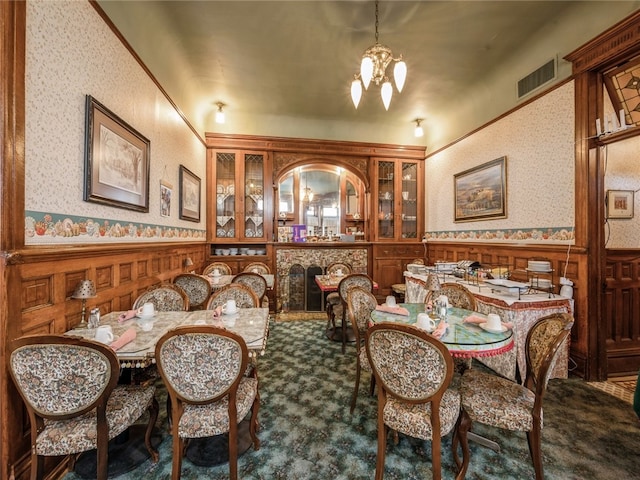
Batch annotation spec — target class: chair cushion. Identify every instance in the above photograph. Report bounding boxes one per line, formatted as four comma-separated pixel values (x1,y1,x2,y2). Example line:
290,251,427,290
178,376,258,438
36,384,155,456
460,368,537,431
383,389,460,440
391,284,406,294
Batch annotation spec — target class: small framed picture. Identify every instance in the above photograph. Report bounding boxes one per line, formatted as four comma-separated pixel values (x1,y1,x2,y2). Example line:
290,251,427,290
606,190,634,219
160,181,172,217
179,165,201,222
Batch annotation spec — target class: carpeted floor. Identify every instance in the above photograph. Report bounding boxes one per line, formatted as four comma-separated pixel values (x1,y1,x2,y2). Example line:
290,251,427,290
63,317,640,480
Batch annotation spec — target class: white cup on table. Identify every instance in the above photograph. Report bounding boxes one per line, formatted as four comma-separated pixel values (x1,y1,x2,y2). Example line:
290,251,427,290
137,302,155,317
223,299,238,315
486,313,502,331
385,295,397,307
416,313,436,332
95,325,114,344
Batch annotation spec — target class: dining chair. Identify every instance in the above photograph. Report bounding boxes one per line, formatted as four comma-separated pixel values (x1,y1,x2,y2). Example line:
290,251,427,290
346,286,377,414
206,282,260,309
332,273,374,353
9,334,159,480
325,262,353,326
429,282,477,311
233,272,269,309
155,325,260,480
173,273,212,310
452,312,574,480
243,262,271,274
365,323,460,480
203,262,233,276
133,283,190,311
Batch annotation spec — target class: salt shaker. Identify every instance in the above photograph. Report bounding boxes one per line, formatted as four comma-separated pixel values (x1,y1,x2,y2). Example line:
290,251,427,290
88,307,101,329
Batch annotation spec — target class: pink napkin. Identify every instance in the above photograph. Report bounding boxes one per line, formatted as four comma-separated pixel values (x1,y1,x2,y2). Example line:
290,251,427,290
110,327,136,351
431,321,449,339
118,310,137,323
464,314,513,330
425,301,433,312
212,306,223,319
375,305,410,316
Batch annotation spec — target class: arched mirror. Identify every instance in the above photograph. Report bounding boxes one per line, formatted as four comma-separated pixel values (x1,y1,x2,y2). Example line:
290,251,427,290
277,165,366,240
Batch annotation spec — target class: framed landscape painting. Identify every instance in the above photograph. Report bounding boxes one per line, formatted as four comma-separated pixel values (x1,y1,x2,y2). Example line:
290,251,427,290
84,96,150,212
454,156,507,222
179,165,201,222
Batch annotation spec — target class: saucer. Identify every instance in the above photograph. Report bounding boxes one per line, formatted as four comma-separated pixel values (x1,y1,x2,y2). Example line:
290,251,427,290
95,335,118,345
479,322,509,333
136,312,155,320
222,310,238,317
211,273,221,278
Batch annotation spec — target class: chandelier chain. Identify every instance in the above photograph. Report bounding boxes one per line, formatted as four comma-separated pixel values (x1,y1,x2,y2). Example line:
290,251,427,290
375,0,379,43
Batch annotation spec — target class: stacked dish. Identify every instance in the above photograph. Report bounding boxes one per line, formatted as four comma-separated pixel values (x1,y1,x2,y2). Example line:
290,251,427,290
527,260,551,272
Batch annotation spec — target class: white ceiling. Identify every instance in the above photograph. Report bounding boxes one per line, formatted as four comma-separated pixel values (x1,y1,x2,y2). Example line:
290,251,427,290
96,1,640,152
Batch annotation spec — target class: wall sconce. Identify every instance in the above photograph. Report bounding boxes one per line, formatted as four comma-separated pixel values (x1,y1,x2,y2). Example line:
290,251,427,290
71,279,96,328
414,118,424,138
215,102,226,124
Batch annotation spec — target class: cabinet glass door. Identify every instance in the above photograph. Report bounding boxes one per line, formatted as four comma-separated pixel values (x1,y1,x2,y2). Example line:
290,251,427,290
401,162,418,239
244,153,265,240
378,161,395,239
215,152,236,239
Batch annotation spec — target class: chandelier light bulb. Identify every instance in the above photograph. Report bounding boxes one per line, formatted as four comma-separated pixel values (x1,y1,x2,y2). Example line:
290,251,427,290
215,102,225,124
381,81,393,110
394,60,407,92
414,119,424,137
360,57,373,90
351,77,363,108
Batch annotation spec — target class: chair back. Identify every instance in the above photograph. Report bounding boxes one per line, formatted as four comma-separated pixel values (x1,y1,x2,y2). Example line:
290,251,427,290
525,313,574,396
206,283,259,309
203,262,232,276
156,326,248,404
133,284,190,311
437,282,476,311
232,272,267,299
173,273,212,310
346,286,377,349
244,262,271,274
366,323,454,404
9,335,118,420
326,262,352,276
338,273,373,303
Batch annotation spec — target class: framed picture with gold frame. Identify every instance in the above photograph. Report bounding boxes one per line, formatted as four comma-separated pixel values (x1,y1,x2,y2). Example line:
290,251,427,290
454,156,507,222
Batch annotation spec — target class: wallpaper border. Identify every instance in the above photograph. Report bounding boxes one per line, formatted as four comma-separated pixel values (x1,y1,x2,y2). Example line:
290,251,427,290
425,226,574,244
25,210,206,245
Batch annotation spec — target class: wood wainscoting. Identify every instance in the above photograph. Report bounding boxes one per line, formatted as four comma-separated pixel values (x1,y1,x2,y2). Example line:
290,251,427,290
604,249,640,376
2,243,207,480
425,241,589,378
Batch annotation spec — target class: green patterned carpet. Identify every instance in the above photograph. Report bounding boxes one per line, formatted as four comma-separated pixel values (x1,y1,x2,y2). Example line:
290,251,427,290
64,319,640,479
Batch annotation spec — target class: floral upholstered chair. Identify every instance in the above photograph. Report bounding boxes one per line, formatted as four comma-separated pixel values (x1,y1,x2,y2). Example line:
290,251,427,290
9,335,159,480
452,313,574,480
433,282,477,311
155,326,260,480
365,323,460,480
173,273,212,310
346,286,378,414
331,273,374,353
206,282,259,310
133,283,190,311
203,262,233,276
243,262,271,274
233,272,269,309
325,262,353,325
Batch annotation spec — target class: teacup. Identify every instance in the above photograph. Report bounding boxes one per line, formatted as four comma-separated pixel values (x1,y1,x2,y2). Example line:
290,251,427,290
138,302,155,317
385,295,397,307
95,325,114,344
223,299,238,315
335,269,343,276
486,313,502,331
212,268,221,277
416,313,436,332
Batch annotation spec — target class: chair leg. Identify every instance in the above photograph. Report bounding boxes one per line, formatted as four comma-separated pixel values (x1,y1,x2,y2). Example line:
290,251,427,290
454,409,472,480
172,435,183,480
31,453,43,480
229,420,239,480
350,361,361,414
432,434,442,480
145,396,160,462
527,423,544,480
369,375,376,396
341,310,347,354
375,423,388,480
249,396,261,450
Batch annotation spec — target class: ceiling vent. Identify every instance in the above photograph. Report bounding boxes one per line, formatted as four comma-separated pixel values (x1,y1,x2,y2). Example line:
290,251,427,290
517,58,556,99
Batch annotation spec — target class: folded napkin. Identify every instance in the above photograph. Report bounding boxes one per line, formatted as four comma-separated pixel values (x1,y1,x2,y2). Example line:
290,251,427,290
211,306,223,319
375,304,410,316
464,314,513,330
110,327,136,351
118,310,137,323
431,321,448,339
425,301,433,312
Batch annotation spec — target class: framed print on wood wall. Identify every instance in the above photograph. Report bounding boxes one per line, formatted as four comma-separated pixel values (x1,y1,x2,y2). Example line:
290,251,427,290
454,156,507,222
179,165,201,222
606,189,634,219
84,95,150,212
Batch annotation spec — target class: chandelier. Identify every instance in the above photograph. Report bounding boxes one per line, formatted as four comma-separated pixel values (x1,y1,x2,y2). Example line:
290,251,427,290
350,0,406,110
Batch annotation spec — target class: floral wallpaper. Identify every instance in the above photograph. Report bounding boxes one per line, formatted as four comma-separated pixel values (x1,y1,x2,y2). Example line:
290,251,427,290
425,82,575,243
24,1,206,245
